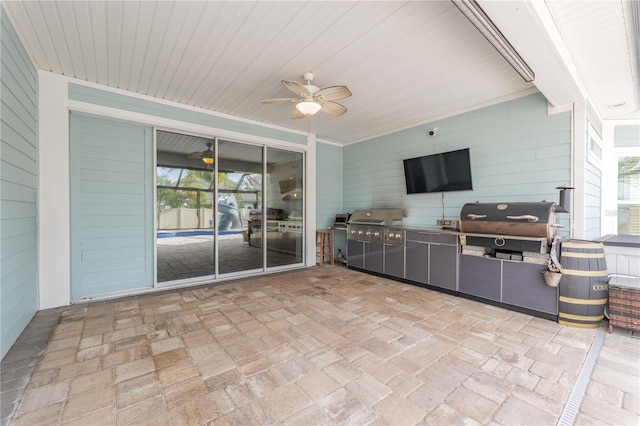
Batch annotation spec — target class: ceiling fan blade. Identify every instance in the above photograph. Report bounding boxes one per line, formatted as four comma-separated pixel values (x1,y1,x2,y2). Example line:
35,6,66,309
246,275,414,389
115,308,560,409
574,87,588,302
292,108,306,119
320,101,347,116
261,98,298,104
314,86,352,102
282,80,309,96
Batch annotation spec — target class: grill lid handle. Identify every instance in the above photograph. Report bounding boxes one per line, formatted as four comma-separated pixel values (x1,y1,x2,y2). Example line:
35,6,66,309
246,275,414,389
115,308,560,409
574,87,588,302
506,214,539,222
466,213,487,220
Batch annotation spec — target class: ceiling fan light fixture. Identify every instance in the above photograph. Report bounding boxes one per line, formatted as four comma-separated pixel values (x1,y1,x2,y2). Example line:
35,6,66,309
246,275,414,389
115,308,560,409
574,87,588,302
296,100,321,115
201,155,214,165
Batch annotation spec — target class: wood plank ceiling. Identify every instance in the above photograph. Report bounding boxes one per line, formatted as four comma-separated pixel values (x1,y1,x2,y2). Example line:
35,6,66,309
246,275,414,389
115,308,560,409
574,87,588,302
3,1,637,144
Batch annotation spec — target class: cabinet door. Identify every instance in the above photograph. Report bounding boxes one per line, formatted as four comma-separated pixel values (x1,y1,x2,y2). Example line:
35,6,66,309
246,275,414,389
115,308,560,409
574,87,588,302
365,242,384,274
384,244,404,279
406,241,429,284
502,261,558,314
347,240,364,269
459,255,501,301
430,244,457,291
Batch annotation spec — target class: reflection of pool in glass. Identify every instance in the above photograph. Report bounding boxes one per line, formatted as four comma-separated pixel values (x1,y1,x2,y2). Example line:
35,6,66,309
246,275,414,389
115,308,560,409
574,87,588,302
157,229,243,238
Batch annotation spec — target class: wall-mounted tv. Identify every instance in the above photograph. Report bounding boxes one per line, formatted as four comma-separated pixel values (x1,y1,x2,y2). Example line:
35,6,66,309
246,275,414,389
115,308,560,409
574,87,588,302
403,148,473,194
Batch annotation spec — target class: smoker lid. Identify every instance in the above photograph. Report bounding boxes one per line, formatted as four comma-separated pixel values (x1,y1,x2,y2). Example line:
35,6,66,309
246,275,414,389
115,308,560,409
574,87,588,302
348,209,404,226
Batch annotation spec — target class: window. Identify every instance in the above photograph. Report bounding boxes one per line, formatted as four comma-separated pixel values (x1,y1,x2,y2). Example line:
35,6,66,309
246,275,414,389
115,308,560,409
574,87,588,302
617,156,640,235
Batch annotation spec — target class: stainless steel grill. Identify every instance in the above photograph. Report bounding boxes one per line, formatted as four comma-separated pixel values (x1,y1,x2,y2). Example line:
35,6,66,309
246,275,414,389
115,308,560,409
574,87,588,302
348,209,403,227
459,202,559,243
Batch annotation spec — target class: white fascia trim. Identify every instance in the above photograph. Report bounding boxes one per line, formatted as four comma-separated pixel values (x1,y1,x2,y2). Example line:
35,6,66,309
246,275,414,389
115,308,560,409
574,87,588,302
342,87,539,146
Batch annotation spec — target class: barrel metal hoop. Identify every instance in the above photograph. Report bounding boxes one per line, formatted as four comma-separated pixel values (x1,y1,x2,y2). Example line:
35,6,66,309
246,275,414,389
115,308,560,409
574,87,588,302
561,241,605,249
561,269,609,277
557,320,601,329
558,312,605,321
560,252,606,259
559,296,608,305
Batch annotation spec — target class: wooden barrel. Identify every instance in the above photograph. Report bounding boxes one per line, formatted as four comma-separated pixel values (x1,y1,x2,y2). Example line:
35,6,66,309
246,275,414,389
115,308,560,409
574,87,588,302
558,240,609,328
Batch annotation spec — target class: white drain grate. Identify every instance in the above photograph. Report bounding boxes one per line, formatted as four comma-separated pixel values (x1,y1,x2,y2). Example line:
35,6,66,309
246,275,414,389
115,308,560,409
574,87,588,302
557,324,607,426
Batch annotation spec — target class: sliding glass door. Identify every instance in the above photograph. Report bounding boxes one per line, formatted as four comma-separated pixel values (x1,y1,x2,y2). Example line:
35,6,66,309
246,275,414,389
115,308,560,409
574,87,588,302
156,131,215,282
217,140,264,274
266,147,304,268
156,130,304,284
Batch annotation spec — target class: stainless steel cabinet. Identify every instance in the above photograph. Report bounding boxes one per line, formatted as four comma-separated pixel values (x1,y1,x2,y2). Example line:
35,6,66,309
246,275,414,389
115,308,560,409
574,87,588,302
430,244,457,291
502,261,557,315
405,230,458,290
459,254,558,315
347,239,383,273
459,255,501,301
384,243,404,278
347,239,364,269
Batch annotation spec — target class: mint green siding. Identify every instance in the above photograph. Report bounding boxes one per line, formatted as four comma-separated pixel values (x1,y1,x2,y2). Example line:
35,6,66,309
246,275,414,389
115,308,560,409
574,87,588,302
68,84,307,146
316,142,343,228
1,8,39,359
70,114,153,299
343,93,572,232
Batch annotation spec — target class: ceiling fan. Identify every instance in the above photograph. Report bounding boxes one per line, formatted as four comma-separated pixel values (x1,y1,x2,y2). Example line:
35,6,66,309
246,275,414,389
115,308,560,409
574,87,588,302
262,72,352,119
186,142,214,165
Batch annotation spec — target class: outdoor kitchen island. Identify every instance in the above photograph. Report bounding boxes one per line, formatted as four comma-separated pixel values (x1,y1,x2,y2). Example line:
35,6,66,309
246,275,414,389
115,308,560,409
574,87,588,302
347,222,558,321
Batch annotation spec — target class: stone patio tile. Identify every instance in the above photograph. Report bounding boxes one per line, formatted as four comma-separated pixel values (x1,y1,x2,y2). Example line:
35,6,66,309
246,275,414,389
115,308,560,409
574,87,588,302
281,403,331,426
217,400,279,426
504,367,540,390
169,389,233,424
17,381,68,414
296,370,342,401
114,357,155,383
57,357,101,381
163,375,208,408
157,359,199,387
62,385,114,421
591,363,640,395
318,388,366,424
374,392,426,425
494,396,556,425
323,359,362,386
116,394,169,425
463,371,513,405
445,386,498,423
263,383,313,422
68,368,114,396
579,394,640,425
424,403,481,425
64,406,114,425
11,402,63,426
195,351,235,379
345,373,392,405
115,371,162,409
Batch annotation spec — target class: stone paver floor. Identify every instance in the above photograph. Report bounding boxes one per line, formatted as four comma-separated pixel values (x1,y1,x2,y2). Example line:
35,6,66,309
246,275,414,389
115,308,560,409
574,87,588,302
2,266,639,425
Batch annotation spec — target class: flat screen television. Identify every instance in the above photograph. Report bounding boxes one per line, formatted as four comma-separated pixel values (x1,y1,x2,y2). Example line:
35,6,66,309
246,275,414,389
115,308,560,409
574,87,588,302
403,148,473,194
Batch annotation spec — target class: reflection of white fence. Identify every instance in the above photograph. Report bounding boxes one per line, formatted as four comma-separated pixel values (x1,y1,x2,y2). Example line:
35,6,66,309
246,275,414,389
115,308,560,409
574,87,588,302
157,208,251,230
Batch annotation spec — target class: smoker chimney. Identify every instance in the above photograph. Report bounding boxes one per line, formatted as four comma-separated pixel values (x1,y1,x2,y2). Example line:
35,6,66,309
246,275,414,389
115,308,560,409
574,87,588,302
555,184,574,213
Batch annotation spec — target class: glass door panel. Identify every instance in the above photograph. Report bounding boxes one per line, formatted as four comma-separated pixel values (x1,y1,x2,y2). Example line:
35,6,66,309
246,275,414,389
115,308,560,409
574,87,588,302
266,148,304,268
156,131,215,283
217,140,264,274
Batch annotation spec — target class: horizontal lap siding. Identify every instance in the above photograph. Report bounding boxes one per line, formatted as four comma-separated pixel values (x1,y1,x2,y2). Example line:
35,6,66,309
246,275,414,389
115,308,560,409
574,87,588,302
68,83,307,146
584,162,602,240
70,114,153,299
316,142,342,228
1,8,39,359
343,93,571,231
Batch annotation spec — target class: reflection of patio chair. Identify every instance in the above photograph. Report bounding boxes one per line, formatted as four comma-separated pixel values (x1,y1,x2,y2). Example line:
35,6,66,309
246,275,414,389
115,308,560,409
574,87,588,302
217,195,242,230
